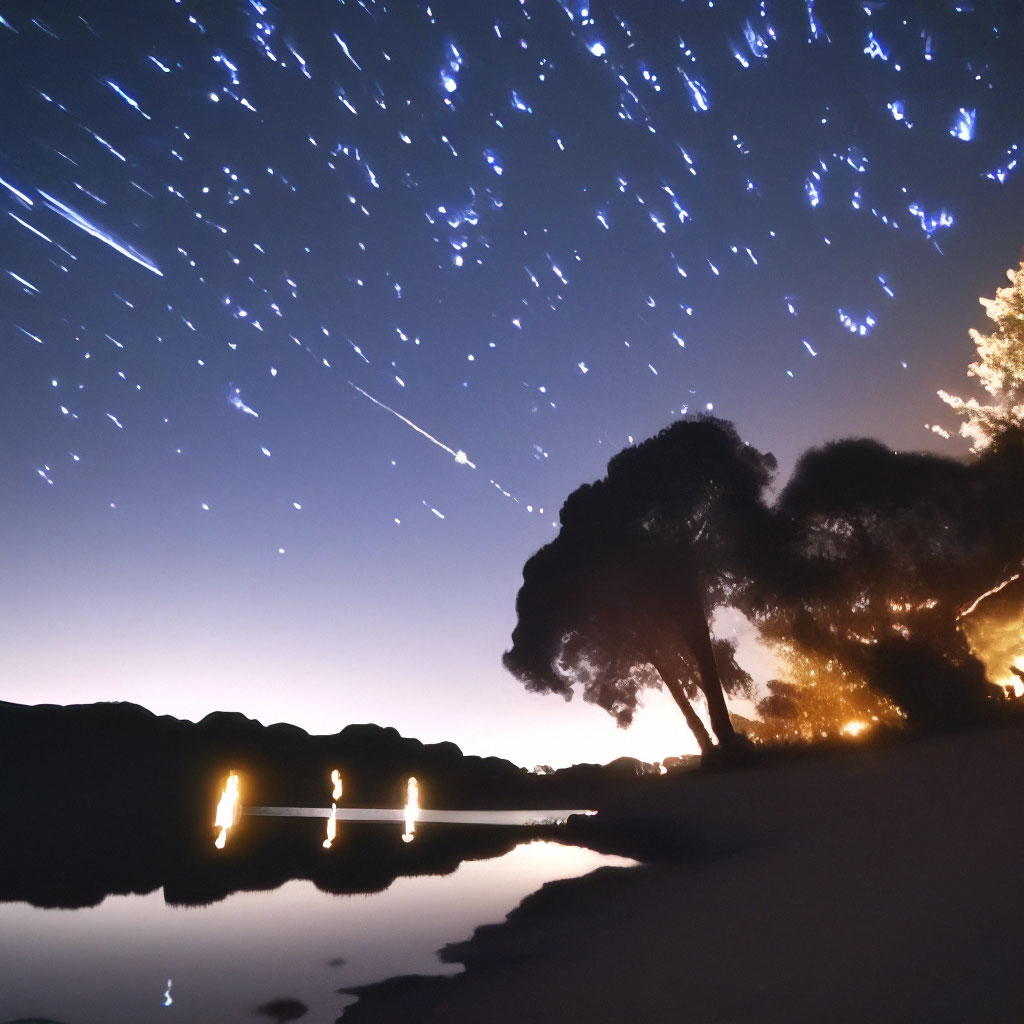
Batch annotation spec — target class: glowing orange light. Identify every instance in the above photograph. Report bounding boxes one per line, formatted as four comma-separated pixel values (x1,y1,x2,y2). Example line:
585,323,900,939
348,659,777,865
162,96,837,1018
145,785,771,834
324,770,343,848
402,776,420,844
996,666,1024,698
213,772,240,849
1010,658,1024,694
841,721,869,737
959,573,1021,619
323,804,338,849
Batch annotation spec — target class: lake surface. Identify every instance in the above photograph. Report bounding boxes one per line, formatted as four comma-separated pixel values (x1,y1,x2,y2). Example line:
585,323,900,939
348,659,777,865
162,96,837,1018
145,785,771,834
246,805,591,824
0,838,635,1023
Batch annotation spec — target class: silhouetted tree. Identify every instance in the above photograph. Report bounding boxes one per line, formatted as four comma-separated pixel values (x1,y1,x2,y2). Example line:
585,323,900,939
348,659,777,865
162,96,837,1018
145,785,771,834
503,417,773,755
751,435,1024,727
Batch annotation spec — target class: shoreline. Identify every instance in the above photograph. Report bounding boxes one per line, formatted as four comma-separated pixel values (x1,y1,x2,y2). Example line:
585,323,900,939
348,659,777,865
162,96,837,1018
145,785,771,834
340,725,1024,1023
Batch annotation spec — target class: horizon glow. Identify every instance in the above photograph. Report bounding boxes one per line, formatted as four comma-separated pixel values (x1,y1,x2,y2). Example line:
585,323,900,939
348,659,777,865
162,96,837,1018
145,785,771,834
1,0,1022,768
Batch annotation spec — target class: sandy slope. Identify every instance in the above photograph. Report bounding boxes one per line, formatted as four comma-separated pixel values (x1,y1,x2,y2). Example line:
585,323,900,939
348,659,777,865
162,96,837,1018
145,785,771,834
341,726,1024,1023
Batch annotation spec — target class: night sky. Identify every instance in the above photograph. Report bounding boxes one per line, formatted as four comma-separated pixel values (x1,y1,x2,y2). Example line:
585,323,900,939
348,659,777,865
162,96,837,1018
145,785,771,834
2,0,1022,768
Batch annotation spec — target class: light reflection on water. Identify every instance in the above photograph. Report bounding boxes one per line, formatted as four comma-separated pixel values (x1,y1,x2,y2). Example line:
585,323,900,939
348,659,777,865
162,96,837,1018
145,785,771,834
402,776,419,843
0,840,634,1024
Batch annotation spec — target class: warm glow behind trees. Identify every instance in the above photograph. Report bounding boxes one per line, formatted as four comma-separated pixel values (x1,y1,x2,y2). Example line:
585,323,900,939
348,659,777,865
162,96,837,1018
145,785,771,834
747,645,903,744
959,577,1024,697
506,333,1024,755
753,435,1024,730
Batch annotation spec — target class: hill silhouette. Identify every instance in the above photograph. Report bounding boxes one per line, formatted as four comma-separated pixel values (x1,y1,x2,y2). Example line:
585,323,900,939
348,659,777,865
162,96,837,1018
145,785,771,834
0,700,671,910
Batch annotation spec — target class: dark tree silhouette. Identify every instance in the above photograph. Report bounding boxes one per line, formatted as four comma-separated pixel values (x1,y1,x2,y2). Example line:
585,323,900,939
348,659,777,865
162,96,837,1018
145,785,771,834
503,417,774,755
751,431,1024,727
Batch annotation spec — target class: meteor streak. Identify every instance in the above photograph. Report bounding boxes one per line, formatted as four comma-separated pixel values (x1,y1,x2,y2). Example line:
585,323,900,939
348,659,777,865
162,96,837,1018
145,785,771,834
37,190,163,276
0,175,33,206
347,381,475,468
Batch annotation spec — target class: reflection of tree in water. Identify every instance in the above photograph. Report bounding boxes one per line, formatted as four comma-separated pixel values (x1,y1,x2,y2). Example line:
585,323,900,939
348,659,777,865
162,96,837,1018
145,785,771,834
255,997,308,1022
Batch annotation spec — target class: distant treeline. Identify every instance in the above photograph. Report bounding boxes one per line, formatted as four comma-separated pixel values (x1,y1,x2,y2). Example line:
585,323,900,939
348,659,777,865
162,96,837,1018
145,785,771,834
0,699,672,909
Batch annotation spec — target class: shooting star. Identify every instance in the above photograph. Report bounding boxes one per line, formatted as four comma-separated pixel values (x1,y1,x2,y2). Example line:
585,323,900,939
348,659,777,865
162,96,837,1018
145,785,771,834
37,189,162,276
347,381,475,468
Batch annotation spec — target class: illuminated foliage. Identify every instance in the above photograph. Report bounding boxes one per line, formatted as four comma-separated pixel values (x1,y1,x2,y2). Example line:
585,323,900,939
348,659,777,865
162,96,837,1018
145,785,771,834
959,577,1024,697
509,408,1024,752
747,644,902,744
939,256,1024,449
749,435,1024,730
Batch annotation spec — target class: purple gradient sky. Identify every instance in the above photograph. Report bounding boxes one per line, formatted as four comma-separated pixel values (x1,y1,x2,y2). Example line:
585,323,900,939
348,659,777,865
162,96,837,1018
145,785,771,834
1,0,1022,766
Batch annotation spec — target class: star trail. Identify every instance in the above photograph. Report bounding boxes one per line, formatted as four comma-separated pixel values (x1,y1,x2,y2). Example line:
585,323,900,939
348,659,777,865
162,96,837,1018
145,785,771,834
1,0,1022,766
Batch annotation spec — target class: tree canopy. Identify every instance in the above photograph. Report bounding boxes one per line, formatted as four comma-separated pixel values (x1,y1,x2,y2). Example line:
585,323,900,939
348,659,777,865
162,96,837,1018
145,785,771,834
938,255,1024,449
506,258,1024,758
751,438,1005,728
503,416,774,755
505,421,1024,755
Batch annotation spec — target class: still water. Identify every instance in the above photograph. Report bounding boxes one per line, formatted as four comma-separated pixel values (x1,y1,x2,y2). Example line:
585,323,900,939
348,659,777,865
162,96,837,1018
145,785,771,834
0,838,634,1024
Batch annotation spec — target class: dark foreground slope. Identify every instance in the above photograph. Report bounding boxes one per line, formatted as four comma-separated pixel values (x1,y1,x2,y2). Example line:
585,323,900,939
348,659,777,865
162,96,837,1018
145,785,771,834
341,724,1024,1024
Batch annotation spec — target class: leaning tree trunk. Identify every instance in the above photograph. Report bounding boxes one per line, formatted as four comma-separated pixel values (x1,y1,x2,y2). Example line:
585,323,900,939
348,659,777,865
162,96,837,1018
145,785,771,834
651,655,714,755
678,580,738,750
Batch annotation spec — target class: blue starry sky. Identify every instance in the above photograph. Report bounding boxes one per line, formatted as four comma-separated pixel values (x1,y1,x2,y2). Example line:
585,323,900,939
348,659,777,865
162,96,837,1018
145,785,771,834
1,0,1022,766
